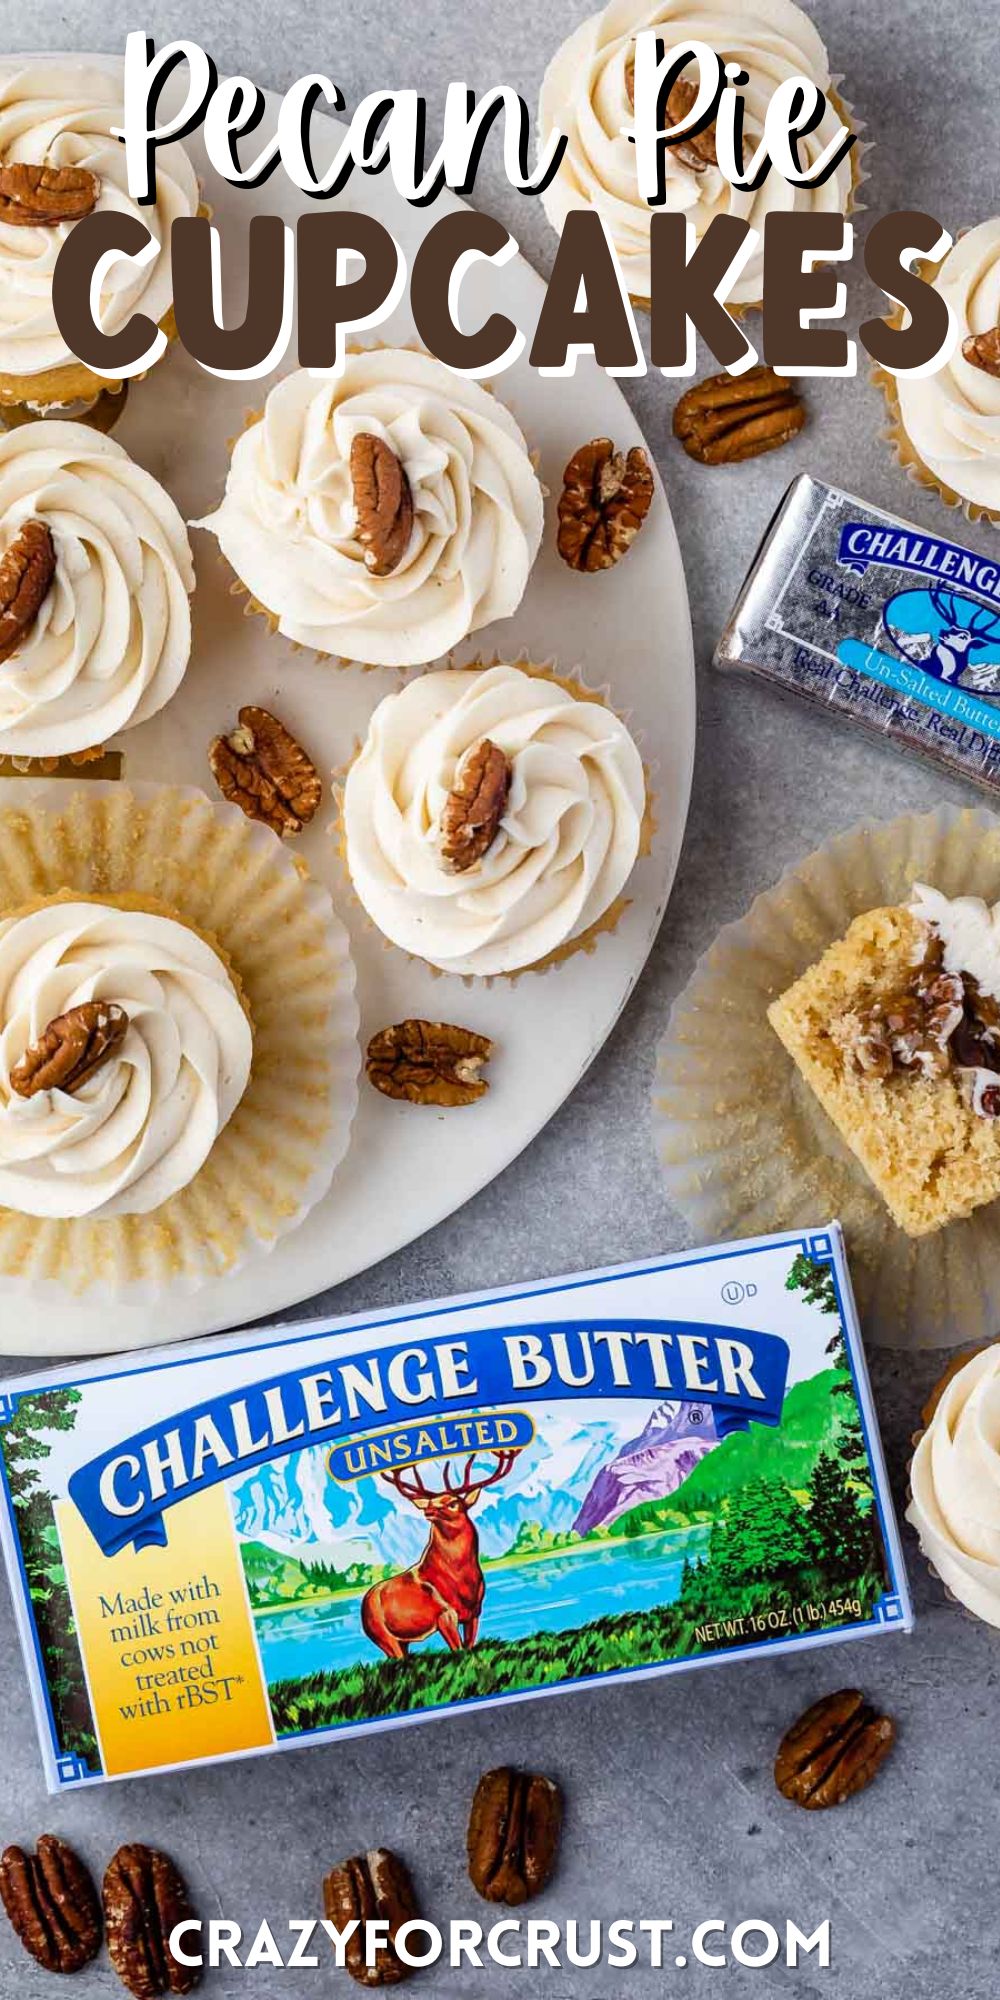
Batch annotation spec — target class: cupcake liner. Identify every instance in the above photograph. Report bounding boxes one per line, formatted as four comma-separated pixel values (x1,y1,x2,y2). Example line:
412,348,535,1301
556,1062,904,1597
0,782,360,1300
654,803,1000,1350
335,654,655,984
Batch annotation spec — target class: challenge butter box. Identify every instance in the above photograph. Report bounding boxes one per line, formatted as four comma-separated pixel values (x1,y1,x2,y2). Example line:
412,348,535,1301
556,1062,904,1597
0,1226,910,1790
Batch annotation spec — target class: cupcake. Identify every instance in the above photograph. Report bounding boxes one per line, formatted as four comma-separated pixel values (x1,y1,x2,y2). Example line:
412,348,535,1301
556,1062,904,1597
768,884,1000,1238
194,349,544,668
0,784,359,1294
0,420,194,761
538,0,855,310
341,661,647,977
0,60,199,425
888,221,1000,521
907,1343,1000,1626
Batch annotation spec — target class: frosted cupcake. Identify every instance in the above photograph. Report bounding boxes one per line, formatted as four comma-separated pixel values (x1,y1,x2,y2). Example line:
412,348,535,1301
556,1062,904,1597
195,350,545,668
907,1343,1000,1626
889,221,1000,521
0,421,194,761
538,0,855,310
0,60,200,425
342,662,647,976
0,784,359,1294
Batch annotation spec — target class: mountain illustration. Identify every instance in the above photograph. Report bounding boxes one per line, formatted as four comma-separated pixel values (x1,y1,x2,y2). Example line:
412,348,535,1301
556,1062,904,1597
573,1401,721,1534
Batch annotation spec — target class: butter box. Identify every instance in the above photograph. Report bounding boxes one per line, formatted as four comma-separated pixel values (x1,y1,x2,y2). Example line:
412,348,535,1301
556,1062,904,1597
0,1225,910,1791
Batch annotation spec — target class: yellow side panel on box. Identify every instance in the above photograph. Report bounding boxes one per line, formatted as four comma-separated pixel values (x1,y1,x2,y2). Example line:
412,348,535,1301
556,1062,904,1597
57,1487,274,1777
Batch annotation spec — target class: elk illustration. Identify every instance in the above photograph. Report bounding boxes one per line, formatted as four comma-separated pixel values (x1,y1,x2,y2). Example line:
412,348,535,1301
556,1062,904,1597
893,588,1000,688
361,1450,520,1659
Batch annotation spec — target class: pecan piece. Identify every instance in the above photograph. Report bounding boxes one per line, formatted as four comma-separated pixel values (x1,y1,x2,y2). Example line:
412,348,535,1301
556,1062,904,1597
774,1689,895,1810
626,55,717,172
9,1000,128,1099
350,433,414,577
366,1020,493,1107
673,367,806,465
557,438,654,573
103,1845,199,1999
0,519,56,664
440,737,510,871
0,162,99,225
467,1768,563,1905
324,1848,418,1987
209,705,321,837
0,1834,101,1974
963,326,1000,377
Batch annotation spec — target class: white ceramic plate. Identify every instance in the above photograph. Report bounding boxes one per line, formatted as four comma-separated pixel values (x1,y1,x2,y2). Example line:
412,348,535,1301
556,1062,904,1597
0,65,694,1354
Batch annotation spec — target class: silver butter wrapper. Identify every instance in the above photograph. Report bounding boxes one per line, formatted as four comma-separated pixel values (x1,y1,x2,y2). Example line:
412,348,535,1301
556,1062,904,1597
715,475,1000,797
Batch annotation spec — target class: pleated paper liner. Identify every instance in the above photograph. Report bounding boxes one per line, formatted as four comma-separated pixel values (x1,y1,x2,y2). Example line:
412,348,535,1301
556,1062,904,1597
0,782,360,1299
333,654,656,984
654,804,1000,1350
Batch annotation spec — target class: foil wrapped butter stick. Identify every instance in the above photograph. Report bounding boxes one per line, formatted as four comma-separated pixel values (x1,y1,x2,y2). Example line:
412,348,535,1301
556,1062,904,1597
715,475,1000,796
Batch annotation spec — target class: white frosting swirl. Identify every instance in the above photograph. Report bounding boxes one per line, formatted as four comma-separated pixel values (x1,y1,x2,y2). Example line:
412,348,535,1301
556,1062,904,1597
195,351,544,668
0,901,252,1217
343,664,646,976
0,60,199,382
538,0,853,306
907,1345,1000,1627
0,421,194,757
896,222,1000,513
910,882,1000,1000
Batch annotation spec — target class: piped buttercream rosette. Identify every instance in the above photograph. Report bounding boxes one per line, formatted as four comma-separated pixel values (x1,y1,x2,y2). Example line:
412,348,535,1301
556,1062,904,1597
0,784,359,1296
538,0,856,309
194,349,545,668
0,421,194,759
884,221,1000,523
908,1344,1000,1627
342,661,648,978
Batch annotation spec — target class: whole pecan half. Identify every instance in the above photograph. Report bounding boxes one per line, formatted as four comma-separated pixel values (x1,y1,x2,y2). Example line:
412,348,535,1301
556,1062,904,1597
103,1845,199,1999
209,705,322,837
0,162,99,225
0,1834,101,1974
0,519,56,664
467,1768,563,1905
774,1688,895,1810
557,438,654,573
440,737,510,871
963,326,1000,377
350,433,414,577
324,1848,419,1988
9,1000,128,1100
625,56,717,172
366,1020,493,1107
673,366,806,464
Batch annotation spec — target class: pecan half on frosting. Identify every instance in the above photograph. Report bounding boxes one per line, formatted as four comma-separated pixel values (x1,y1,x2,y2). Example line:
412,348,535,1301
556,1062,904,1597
0,519,56,665
440,737,511,871
9,1001,129,1099
366,1020,493,1106
673,367,806,465
350,433,414,576
626,56,718,173
0,162,99,225
963,326,1000,377
209,705,322,837
557,438,654,573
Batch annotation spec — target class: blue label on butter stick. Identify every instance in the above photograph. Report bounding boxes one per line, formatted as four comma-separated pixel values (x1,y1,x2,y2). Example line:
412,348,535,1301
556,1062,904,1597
67,1318,790,1556
837,639,1000,741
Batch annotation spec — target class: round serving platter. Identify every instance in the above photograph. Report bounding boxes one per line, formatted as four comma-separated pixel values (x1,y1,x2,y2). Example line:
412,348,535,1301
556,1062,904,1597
0,64,694,1354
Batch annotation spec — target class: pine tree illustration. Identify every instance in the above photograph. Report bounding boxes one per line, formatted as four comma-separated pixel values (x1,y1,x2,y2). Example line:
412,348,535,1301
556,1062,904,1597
1,1390,98,1767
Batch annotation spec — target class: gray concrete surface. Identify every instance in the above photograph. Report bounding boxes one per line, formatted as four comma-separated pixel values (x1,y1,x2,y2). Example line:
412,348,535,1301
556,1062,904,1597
0,2,992,1994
